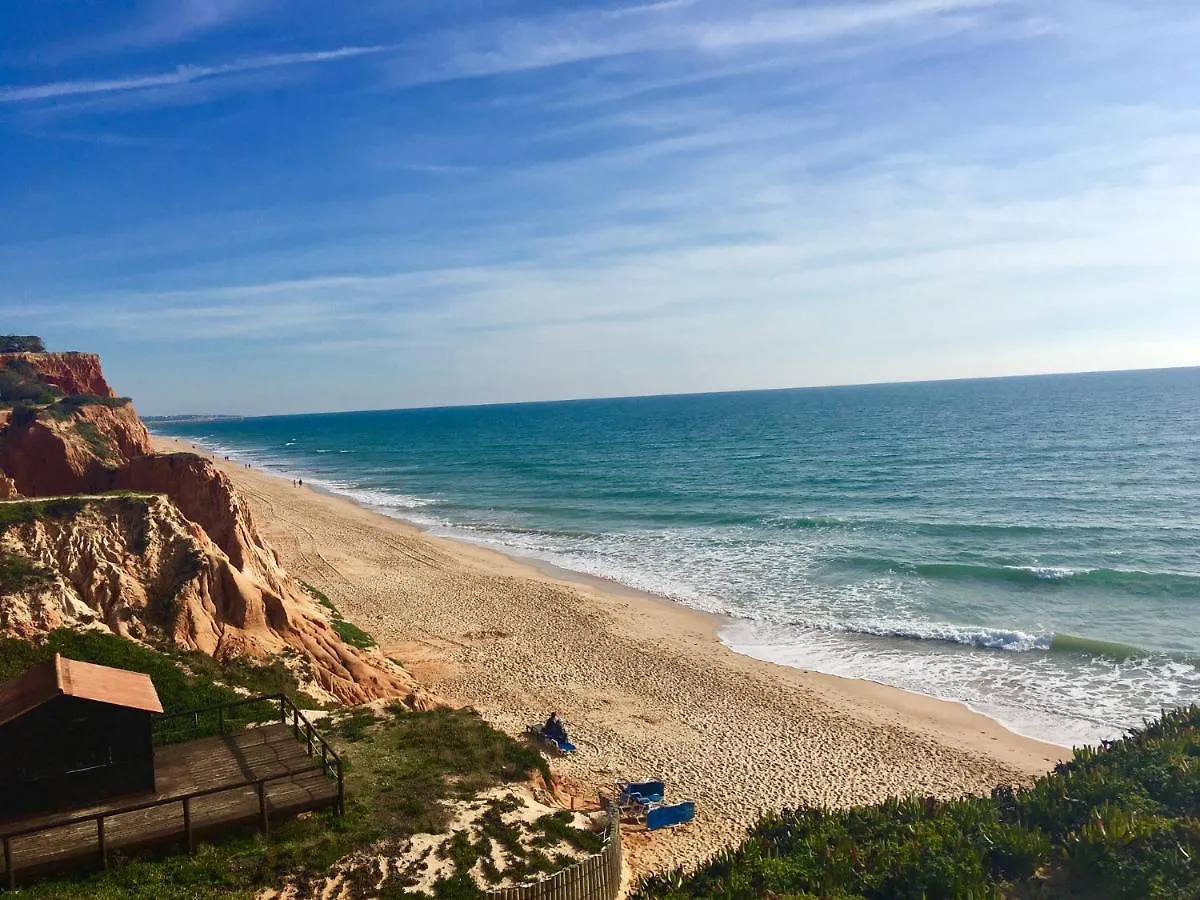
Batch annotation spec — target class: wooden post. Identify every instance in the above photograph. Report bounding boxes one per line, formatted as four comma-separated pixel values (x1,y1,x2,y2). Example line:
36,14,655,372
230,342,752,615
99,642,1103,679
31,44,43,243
258,782,269,837
279,696,286,723
97,816,107,869
306,721,313,757
183,797,194,854
4,836,14,891
292,706,299,739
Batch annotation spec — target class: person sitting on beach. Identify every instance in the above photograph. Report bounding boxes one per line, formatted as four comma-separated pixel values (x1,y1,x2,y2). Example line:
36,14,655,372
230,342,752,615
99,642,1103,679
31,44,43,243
543,711,568,743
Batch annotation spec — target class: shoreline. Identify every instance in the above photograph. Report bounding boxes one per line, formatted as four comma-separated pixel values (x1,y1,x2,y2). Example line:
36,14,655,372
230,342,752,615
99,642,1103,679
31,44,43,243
154,435,1067,875
161,431,1075,749
467,545,1072,750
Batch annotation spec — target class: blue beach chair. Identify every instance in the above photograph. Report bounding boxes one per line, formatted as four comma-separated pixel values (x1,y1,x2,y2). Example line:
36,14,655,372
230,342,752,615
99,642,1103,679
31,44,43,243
646,800,696,831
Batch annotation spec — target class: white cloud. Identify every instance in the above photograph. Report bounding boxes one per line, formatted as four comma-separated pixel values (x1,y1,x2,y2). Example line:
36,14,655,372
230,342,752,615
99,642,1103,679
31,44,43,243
5,0,1000,107
0,44,395,103
39,0,272,61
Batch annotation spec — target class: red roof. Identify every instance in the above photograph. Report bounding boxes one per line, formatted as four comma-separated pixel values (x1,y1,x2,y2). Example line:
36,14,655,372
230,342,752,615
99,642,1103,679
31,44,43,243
0,654,163,726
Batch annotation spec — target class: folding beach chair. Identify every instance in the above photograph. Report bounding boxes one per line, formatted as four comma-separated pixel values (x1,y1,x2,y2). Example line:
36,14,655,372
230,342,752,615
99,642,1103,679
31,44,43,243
617,779,665,805
615,779,666,821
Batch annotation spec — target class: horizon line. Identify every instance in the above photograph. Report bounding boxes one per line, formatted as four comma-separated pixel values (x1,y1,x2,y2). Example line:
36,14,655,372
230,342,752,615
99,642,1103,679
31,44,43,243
141,361,1200,421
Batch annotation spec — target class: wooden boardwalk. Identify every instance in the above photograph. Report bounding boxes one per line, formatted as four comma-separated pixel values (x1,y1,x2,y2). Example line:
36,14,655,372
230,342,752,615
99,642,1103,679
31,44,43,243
0,723,339,885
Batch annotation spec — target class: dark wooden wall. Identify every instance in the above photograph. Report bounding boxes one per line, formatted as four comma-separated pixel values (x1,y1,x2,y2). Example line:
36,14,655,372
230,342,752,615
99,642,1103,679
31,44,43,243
0,697,154,818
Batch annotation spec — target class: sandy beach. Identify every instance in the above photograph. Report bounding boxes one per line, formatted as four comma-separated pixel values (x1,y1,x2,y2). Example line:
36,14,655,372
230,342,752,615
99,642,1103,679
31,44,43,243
157,437,1067,878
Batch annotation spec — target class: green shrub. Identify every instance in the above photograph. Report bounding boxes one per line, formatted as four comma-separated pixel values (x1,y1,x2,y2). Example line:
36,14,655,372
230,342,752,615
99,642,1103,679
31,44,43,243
300,580,376,650
0,497,88,527
0,335,46,353
0,550,53,592
634,706,1200,900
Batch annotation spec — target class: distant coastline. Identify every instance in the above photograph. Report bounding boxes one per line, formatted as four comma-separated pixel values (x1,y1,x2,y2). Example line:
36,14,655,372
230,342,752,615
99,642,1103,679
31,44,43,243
143,414,243,423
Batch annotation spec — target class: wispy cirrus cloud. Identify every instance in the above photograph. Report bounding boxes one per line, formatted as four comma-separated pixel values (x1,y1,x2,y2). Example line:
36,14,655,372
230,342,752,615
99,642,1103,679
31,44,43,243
0,44,395,103
3,0,996,109
39,0,272,62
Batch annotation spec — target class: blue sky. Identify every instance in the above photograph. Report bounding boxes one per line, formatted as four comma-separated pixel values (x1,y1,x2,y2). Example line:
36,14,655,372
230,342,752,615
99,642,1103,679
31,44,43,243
2,1,1198,415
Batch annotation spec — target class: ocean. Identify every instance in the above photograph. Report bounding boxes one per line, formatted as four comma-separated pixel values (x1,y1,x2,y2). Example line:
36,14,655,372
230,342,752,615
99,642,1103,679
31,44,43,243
151,368,1200,747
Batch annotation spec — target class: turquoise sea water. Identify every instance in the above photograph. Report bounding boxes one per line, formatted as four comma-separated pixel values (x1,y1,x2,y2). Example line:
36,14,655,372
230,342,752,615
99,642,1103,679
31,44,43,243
153,368,1200,746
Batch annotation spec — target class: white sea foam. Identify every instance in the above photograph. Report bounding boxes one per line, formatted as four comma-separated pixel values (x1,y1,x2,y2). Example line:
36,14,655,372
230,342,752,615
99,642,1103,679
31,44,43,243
1004,565,1079,580
718,619,1195,747
825,619,1055,652
308,480,441,512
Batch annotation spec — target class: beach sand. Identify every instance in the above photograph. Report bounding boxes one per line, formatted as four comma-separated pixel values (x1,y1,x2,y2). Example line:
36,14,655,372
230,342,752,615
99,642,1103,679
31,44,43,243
157,437,1067,879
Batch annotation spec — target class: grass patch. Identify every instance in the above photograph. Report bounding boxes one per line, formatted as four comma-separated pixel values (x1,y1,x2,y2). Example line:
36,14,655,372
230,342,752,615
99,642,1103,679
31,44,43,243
301,580,376,650
0,496,160,530
0,360,59,408
635,705,1200,900
0,630,321,742
74,419,116,461
531,811,604,855
0,630,248,720
340,705,550,838
0,549,53,592
0,497,88,527
57,393,133,410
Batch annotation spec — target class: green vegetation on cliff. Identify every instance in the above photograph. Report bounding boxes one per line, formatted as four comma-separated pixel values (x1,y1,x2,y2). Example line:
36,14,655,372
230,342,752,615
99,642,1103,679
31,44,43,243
0,497,87,526
0,550,52,592
635,707,1200,900
0,335,46,353
0,358,60,407
0,495,158,529
0,631,262,723
301,580,377,650
0,344,128,412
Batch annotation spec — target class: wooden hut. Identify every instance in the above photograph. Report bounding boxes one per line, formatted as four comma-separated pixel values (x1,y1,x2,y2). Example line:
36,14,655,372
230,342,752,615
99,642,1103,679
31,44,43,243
0,655,163,818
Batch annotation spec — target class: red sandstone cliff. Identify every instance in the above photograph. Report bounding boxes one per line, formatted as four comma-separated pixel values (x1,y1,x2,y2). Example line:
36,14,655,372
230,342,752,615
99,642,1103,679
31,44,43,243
112,454,289,594
0,402,152,497
0,352,115,398
0,351,432,708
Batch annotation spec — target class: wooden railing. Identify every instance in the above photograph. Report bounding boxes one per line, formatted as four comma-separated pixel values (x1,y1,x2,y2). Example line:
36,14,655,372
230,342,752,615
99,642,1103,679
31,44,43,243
153,693,344,816
484,805,622,900
1,695,342,891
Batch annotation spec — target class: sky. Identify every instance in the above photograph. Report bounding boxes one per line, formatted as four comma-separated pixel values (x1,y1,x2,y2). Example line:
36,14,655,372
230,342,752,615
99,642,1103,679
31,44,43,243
2,1,1199,416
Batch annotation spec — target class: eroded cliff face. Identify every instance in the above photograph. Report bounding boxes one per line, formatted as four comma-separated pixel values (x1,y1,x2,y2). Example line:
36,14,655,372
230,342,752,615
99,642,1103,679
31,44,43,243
0,497,431,706
0,352,115,398
112,453,288,595
0,351,431,708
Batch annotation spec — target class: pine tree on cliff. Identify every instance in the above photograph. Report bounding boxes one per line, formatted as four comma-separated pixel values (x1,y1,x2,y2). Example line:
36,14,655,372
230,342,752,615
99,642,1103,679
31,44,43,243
1,336,46,353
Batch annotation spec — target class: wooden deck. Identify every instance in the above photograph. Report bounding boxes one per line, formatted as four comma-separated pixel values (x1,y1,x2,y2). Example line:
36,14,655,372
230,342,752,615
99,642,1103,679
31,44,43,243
0,723,339,885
